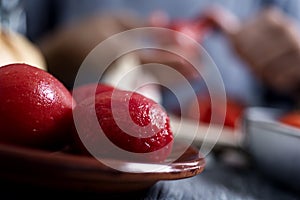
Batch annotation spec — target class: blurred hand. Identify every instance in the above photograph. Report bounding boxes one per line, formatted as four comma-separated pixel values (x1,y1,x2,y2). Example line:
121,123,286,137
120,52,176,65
207,6,300,100
38,9,213,94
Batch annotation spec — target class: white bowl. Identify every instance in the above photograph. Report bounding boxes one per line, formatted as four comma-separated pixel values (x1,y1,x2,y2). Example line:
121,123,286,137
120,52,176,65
242,107,300,191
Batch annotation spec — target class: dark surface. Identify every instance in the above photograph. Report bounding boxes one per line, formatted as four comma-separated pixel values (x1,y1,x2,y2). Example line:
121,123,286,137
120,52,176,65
1,151,299,200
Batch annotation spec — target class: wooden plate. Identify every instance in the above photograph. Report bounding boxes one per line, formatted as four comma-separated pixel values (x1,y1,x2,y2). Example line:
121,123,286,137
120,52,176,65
0,141,205,193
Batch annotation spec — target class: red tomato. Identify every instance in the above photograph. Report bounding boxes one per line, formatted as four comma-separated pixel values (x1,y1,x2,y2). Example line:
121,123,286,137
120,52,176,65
0,63,75,149
279,111,300,128
188,95,245,129
73,89,174,163
71,83,115,103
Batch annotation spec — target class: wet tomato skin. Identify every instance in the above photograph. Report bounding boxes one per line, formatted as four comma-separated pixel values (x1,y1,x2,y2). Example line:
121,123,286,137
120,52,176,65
0,63,75,149
72,89,174,162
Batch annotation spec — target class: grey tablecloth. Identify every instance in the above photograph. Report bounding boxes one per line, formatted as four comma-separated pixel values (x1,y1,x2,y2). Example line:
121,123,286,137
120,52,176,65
145,155,299,200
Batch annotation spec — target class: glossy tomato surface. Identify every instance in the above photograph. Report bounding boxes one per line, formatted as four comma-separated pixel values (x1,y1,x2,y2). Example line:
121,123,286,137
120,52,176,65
73,89,174,162
0,63,74,149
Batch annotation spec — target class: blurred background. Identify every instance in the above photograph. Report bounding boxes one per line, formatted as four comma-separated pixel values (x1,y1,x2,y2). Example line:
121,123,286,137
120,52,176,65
1,0,300,199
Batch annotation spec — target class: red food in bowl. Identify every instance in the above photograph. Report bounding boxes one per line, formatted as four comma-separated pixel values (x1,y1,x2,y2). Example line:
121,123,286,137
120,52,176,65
187,95,245,129
279,111,300,129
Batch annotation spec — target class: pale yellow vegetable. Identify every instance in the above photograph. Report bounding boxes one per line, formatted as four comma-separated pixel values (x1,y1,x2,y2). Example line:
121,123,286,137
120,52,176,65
0,27,47,70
